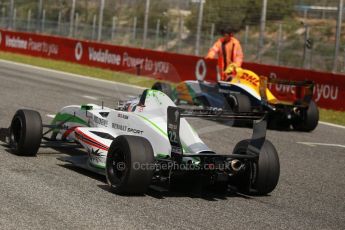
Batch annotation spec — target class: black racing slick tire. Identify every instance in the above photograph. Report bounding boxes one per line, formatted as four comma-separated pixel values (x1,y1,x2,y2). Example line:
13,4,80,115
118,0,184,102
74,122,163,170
292,101,319,132
152,82,173,99
232,139,280,195
106,135,155,194
230,94,252,113
228,94,252,126
9,109,42,156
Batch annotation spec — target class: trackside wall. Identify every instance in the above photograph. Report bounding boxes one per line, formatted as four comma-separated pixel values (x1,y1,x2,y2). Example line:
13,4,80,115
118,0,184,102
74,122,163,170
0,29,344,111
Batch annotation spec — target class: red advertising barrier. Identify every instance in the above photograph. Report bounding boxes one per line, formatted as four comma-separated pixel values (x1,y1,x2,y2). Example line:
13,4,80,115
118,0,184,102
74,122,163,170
243,62,345,111
0,29,217,83
0,29,344,111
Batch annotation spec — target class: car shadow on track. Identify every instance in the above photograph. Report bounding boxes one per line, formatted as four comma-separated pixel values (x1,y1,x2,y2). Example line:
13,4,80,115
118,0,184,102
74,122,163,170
0,128,9,143
59,163,106,183
0,127,264,201
55,163,246,200
97,181,255,201
0,139,260,201
145,188,253,201
57,159,256,200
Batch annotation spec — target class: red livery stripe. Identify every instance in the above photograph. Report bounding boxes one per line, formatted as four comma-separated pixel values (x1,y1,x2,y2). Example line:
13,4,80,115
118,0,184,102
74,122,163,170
75,128,109,151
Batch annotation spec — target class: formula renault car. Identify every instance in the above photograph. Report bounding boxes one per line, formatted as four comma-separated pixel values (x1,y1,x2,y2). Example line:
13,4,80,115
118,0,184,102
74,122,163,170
152,66,319,132
5,89,279,195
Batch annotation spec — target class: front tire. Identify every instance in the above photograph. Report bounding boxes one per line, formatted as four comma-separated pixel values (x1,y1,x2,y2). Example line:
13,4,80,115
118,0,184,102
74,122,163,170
232,139,280,195
9,109,42,156
106,135,154,194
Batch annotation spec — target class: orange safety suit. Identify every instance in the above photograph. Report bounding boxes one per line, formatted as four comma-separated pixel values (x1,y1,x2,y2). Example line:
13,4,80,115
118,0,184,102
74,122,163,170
206,36,244,81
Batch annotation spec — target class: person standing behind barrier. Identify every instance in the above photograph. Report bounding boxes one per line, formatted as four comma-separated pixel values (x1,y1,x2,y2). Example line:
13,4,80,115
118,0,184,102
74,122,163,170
205,27,244,81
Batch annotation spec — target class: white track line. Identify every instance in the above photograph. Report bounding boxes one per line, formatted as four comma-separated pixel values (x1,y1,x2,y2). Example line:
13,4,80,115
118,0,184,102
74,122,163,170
46,114,55,118
82,95,98,101
319,121,345,129
297,142,345,148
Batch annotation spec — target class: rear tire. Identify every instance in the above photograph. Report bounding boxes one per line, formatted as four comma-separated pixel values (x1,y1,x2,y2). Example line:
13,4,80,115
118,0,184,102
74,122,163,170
292,101,319,132
229,94,252,112
232,139,280,195
152,82,173,99
228,94,252,126
106,135,154,194
9,109,42,156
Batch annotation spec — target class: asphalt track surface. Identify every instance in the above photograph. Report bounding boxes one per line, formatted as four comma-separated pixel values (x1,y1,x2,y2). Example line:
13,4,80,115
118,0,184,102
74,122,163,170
0,60,344,230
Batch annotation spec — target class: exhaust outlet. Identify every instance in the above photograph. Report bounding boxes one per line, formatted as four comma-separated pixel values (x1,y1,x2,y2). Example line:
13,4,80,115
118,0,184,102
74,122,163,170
230,159,244,172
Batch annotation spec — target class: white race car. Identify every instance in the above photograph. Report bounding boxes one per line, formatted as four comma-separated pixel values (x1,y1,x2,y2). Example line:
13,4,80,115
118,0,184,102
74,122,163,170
5,89,280,195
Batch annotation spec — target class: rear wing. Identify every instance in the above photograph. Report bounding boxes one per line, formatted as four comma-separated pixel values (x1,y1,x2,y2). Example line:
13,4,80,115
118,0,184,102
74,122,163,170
259,76,314,106
167,106,267,161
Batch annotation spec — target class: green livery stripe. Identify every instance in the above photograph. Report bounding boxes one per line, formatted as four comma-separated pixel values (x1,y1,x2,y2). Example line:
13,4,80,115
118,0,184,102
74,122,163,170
156,153,170,159
52,113,88,126
135,114,190,153
136,114,167,138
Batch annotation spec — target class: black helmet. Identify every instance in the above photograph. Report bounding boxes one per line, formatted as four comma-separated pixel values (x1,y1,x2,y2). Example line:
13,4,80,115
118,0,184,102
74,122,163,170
220,26,236,35
220,27,234,34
